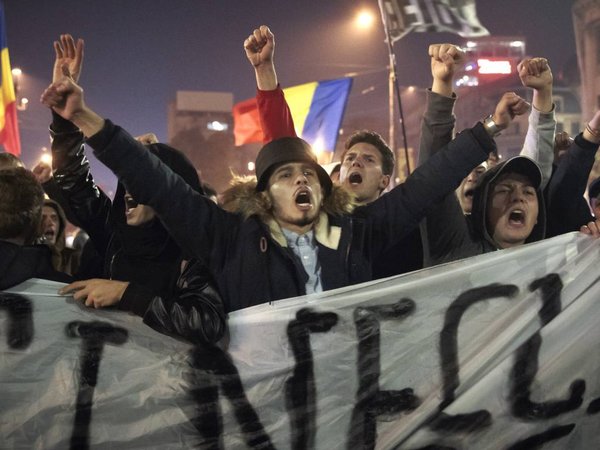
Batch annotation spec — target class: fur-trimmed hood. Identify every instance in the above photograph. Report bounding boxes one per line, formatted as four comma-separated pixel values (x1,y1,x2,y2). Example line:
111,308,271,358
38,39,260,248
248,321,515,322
220,175,357,250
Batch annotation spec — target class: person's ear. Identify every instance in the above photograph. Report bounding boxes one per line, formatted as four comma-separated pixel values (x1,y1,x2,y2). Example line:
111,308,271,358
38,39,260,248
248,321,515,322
379,174,391,191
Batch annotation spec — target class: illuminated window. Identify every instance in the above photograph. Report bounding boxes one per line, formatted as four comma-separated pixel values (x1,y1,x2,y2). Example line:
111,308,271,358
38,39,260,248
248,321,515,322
207,121,228,131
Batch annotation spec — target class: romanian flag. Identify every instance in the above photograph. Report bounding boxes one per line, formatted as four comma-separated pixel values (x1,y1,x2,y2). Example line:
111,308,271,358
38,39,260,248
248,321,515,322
0,2,19,156
233,78,352,153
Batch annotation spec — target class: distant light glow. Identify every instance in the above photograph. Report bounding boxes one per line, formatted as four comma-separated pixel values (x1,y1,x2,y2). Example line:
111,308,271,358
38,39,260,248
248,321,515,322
247,161,255,172
311,137,325,158
207,120,228,131
455,75,479,87
465,41,477,48
406,86,415,93
510,40,524,47
40,153,52,165
465,63,475,71
477,59,512,74
355,10,375,29
11,67,22,76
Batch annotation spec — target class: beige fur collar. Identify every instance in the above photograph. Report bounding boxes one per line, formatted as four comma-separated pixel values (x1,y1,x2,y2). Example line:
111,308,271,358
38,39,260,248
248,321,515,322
221,176,355,250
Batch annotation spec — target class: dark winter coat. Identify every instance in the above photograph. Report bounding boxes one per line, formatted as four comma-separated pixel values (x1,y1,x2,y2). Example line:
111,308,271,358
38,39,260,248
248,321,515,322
88,118,495,311
46,113,225,344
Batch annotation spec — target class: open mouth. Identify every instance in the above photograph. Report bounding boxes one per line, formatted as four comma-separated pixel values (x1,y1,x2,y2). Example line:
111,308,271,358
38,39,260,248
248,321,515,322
295,191,311,207
508,210,526,225
464,188,474,199
125,196,138,213
349,173,363,185
44,230,56,240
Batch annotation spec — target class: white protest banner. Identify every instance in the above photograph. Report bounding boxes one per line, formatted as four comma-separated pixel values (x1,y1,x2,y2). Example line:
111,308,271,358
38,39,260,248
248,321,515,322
1,232,600,449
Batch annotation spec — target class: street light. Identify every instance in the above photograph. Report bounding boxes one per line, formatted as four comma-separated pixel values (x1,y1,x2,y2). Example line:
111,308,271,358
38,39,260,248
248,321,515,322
355,9,376,30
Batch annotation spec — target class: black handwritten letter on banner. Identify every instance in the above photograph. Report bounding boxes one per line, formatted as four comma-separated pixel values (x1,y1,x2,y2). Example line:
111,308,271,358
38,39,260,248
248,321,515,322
0,293,33,349
286,308,339,450
189,344,276,450
510,274,585,420
66,321,128,450
348,299,419,449
432,283,519,433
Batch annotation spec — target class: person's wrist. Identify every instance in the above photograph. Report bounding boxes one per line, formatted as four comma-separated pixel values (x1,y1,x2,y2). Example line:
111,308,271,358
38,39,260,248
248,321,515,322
483,114,504,137
584,123,600,144
431,78,453,97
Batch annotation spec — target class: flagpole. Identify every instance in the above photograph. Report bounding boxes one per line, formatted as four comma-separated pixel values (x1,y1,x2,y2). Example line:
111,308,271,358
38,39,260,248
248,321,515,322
378,3,411,178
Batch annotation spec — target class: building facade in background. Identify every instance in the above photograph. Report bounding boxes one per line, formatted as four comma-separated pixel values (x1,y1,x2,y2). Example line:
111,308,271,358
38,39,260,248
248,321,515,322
167,90,257,193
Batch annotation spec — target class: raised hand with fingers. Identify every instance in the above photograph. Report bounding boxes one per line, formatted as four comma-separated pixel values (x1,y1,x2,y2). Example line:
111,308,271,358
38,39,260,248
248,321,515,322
580,220,600,239
244,25,277,91
41,65,86,122
32,161,53,184
59,279,129,309
244,25,274,68
518,57,552,91
53,34,84,84
491,92,530,131
428,43,464,97
518,57,553,113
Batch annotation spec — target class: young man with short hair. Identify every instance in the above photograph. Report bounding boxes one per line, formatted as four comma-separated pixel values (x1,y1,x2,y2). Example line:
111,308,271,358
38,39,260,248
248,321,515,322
41,32,519,311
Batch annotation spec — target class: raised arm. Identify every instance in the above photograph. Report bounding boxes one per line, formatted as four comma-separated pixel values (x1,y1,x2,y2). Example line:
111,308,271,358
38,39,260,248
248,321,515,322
417,43,463,166
41,70,237,275
545,110,600,237
43,35,115,258
417,92,529,265
245,25,296,142
518,57,556,189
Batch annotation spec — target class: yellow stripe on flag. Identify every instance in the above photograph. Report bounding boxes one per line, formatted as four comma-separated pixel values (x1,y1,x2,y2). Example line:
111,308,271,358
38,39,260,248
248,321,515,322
283,82,318,137
0,47,16,131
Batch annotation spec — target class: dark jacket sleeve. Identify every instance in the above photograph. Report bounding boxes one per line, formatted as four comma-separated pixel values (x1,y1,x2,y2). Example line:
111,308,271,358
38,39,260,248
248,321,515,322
88,120,240,275
363,121,494,256
416,90,474,266
257,85,297,143
120,259,226,345
545,133,600,236
49,112,114,258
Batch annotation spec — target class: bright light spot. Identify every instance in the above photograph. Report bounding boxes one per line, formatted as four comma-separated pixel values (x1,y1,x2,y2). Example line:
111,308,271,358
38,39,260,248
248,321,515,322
465,64,475,71
311,137,325,158
247,161,255,172
477,59,512,75
355,10,375,29
207,120,228,131
11,67,22,76
510,40,524,48
40,153,52,165
406,86,415,93
21,98,29,105
465,41,477,48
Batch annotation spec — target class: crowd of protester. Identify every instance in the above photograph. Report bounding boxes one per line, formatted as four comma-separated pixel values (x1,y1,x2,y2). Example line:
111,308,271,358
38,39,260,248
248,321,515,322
1,28,600,346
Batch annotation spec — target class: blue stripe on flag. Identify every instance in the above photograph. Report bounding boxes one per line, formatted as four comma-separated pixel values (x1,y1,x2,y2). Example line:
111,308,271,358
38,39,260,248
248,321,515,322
301,78,352,152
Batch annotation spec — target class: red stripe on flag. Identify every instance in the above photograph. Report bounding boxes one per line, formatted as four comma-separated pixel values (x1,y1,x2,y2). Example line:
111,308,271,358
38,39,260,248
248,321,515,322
232,97,263,146
0,100,20,155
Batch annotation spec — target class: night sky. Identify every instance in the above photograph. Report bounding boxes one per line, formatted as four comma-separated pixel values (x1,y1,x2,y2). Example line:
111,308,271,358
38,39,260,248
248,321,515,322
5,0,577,192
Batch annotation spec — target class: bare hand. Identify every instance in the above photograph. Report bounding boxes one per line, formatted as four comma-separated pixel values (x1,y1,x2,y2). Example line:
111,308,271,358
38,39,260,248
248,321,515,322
429,43,464,83
32,161,53,184
136,133,159,145
492,92,530,130
41,65,86,120
53,34,84,84
244,25,274,68
59,279,129,308
554,131,573,152
580,220,600,239
518,57,552,91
